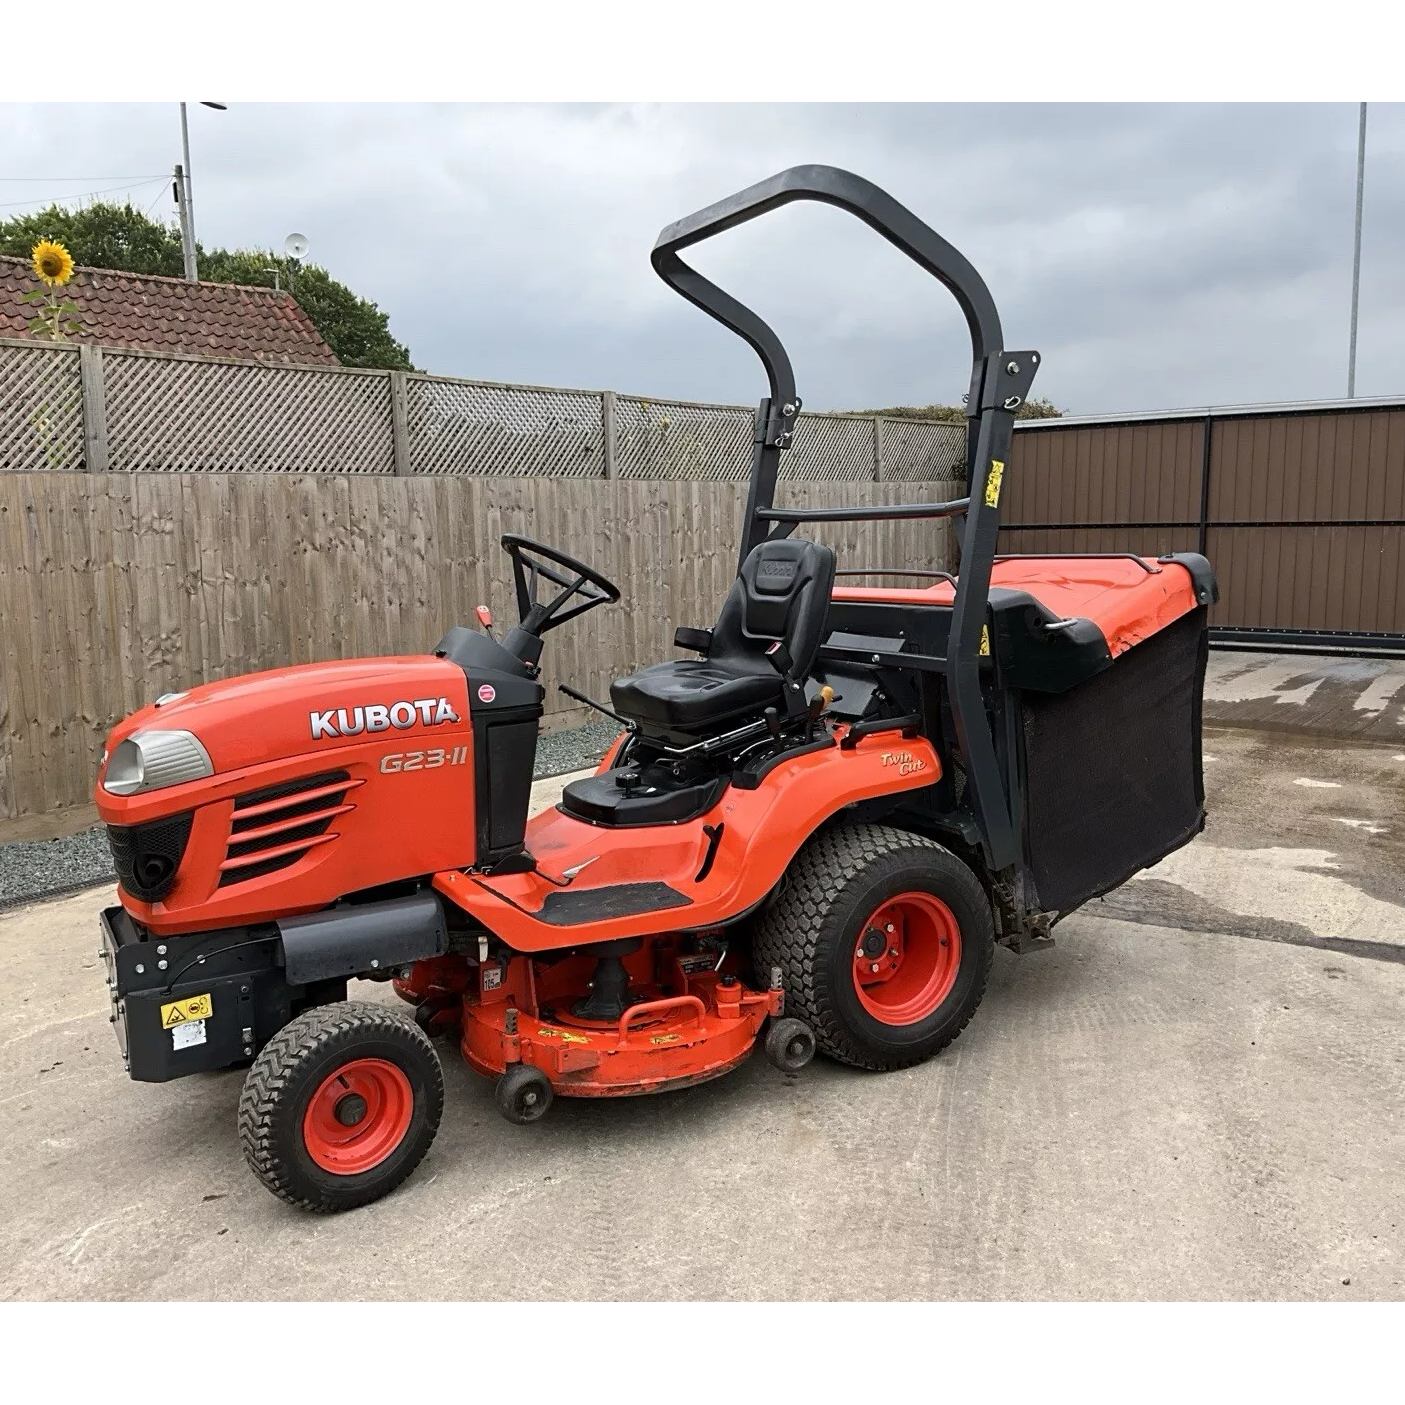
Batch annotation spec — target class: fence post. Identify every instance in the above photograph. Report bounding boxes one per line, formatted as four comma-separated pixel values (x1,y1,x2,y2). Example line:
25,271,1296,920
872,416,886,482
390,371,412,476
79,343,108,474
601,390,617,479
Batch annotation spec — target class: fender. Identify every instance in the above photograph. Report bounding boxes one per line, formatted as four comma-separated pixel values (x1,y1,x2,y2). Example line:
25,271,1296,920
433,731,941,950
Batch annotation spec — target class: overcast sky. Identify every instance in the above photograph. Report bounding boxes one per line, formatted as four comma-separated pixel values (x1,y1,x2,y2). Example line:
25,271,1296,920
1,103,1400,415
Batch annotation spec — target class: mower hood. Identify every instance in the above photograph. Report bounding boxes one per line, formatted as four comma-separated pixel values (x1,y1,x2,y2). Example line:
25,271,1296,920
99,655,470,783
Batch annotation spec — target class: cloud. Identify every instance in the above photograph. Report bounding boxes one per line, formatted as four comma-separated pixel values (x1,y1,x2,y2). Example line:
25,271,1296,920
1,101,1400,413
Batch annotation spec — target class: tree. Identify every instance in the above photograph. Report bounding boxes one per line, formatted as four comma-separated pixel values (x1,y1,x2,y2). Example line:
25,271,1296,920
860,395,1065,421
0,201,413,370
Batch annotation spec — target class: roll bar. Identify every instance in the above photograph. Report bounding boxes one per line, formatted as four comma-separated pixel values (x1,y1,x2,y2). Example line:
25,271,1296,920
652,164,1042,873
652,164,1004,417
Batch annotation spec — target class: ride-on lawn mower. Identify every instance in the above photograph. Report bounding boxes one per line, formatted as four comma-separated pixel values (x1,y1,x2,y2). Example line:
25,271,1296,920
94,166,1216,1212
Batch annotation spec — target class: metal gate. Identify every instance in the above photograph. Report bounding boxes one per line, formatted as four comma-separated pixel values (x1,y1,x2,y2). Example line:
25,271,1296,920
1002,397,1405,654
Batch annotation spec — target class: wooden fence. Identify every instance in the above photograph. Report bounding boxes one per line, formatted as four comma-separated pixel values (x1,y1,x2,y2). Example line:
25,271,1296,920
0,473,960,824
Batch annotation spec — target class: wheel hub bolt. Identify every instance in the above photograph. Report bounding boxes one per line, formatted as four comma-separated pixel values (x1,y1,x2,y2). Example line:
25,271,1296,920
888,947,899,958
870,962,880,973
523,1090,538,1106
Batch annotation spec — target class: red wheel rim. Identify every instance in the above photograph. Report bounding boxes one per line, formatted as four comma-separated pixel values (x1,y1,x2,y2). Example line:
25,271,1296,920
302,1058,414,1176
852,890,962,1026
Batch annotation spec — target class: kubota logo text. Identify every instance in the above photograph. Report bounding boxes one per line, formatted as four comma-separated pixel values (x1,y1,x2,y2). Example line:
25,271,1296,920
309,697,460,740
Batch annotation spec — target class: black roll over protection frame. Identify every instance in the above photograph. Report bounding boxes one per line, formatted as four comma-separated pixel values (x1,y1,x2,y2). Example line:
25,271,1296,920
651,164,1041,872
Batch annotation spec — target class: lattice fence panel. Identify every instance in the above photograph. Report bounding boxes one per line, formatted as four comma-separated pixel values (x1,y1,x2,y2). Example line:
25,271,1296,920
782,414,877,481
613,396,754,481
104,354,394,472
409,378,604,476
880,417,968,481
0,342,83,472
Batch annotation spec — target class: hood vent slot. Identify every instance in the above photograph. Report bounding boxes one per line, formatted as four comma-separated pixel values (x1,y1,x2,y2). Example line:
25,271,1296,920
219,769,354,888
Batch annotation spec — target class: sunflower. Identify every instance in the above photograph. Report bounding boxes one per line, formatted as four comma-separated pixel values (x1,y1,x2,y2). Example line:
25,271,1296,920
31,239,75,287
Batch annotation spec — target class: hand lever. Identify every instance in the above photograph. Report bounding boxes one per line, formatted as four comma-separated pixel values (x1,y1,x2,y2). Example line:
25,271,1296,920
558,683,639,733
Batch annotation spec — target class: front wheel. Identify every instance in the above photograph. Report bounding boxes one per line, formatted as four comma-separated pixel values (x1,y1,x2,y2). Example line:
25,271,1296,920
238,1001,444,1213
752,824,994,1071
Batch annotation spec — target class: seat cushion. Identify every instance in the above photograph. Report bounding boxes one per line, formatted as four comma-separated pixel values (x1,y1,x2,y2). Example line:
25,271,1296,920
610,659,783,733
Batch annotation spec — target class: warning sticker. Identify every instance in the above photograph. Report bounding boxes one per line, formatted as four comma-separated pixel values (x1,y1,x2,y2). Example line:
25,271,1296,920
984,459,1005,508
172,1019,207,1051
978,625,991,657
536,1026,589,1045
160,993,213,1029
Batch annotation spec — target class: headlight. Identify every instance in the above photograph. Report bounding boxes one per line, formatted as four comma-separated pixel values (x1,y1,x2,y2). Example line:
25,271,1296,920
103,730,213,796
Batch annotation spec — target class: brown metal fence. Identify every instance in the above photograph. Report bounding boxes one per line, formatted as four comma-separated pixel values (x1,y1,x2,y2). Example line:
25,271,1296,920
1004,399,1405,651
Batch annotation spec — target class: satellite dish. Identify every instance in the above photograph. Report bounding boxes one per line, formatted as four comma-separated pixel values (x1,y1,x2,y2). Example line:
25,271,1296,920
284,232,309,260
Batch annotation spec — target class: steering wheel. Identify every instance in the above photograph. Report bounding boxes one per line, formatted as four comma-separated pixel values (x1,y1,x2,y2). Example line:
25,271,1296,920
500,534,621,641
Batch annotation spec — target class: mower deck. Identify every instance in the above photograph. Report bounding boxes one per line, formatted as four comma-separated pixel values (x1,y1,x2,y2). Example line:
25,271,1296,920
464,965,779,1098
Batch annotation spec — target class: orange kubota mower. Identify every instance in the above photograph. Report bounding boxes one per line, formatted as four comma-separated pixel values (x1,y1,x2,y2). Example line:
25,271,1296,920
94,167,1217,1212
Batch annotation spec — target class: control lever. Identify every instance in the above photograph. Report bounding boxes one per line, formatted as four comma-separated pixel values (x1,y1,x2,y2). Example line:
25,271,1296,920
475,604,494,636
557,683,639,733
763,706,782,742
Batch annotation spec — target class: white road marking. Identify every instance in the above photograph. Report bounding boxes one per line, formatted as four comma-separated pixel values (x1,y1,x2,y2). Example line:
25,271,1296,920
1203,660,1323,706
1353,672,1405,714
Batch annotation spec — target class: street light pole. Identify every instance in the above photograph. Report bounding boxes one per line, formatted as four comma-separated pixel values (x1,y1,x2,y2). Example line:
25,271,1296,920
176,102,227,283
178,102,198,281
1348,101,1367,399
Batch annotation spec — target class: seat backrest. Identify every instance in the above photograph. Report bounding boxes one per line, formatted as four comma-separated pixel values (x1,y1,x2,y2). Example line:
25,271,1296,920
711,538,836,677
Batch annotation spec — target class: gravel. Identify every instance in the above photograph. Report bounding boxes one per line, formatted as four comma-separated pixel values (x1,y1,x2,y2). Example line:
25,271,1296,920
0,826,121,911
532,717,622,779
0,719,623,912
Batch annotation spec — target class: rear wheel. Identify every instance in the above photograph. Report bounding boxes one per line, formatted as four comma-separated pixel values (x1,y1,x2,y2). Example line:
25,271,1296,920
753,823,994,1071
238,1001,444,1213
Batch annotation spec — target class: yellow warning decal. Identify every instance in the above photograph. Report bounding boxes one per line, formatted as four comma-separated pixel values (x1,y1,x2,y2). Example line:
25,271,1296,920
979,625,991,657
984,459,1005,508
650,1033,680,1045
536,1026,590,1045
160,993,212,1028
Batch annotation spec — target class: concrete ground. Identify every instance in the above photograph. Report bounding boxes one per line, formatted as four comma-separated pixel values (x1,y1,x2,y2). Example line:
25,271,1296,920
2,711,1403,1300
1204,646,1405,743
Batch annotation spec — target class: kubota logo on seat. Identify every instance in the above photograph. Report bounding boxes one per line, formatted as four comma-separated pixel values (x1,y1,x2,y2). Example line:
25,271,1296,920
309,697,460,740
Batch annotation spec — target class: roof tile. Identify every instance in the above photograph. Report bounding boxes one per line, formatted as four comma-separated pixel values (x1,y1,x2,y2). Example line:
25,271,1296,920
0,254,338,365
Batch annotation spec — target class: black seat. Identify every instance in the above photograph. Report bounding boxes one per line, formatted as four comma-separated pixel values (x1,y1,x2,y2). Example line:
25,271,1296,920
610,539,836,739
